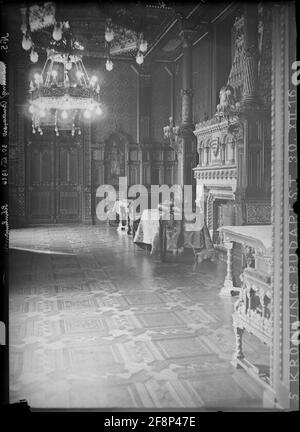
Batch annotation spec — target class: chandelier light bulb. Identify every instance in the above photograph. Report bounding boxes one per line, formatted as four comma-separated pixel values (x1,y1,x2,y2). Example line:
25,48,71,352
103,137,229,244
84,109,91,119
66,61,72,71
139,40,148,53
61,110,68,119
78,129,82,135
32,129,36,134
105,59,113,71
29,80,35,92
96,106,102,116
90,75,97,85
136,51,144,65
21,23,27,35
52,24,62,41
30,50,39,63
105,28,114,43
76,70,83,80
22,35,32,51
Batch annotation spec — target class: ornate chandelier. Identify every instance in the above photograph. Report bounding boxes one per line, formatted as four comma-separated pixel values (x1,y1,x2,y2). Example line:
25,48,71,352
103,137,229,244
21,2,102,136
29,49,102,136
104,18,148,71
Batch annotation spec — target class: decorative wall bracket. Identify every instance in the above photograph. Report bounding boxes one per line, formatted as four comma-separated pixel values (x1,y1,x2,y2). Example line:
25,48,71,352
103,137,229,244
163,116,183,154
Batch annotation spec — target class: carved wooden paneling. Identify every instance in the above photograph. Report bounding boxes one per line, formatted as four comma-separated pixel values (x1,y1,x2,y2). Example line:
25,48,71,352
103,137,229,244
27,137,55,222
151,64,171,144
26,130,85,223
129,164,139,186
56,138,82,222
92,62,137,143
30,191,54,220
58,191,80,216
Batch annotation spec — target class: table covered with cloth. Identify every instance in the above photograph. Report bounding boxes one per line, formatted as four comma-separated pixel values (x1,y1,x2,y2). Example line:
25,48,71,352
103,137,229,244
133,207,214,257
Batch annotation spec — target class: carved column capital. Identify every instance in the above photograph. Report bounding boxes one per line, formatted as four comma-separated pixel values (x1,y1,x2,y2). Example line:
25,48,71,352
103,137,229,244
179,27,196,47
181,88,193,97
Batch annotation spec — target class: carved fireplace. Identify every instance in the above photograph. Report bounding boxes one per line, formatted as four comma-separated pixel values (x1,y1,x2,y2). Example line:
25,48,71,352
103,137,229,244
193,8,271,257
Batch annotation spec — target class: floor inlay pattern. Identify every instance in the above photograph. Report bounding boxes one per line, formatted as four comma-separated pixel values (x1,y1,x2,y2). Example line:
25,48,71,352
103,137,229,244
9,224,268,409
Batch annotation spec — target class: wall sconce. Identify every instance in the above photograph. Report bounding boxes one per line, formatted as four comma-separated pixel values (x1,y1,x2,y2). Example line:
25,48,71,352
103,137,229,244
163,116,182,153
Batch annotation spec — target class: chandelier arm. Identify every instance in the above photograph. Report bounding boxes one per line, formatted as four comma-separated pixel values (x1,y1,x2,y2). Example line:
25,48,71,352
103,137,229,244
41,57,49,82
63,59,67,86
74,61,81,85
45,57,54,86
80,59,90,86
78,61,85,86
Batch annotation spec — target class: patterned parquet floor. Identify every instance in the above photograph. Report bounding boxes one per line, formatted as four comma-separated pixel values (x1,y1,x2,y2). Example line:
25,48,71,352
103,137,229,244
9,224,268,409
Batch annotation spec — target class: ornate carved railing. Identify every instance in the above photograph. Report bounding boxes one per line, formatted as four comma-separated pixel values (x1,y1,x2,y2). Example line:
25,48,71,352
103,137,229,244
194,166,237,181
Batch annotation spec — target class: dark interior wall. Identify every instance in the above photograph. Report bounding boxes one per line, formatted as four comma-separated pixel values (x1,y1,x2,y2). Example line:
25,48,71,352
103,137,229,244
192,36,211,124
215,16,234,107
91,61,138,144
151,63,171,144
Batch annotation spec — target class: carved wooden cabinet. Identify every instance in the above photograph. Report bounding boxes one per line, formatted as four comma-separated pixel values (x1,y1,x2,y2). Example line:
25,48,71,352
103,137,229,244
218,225,272,387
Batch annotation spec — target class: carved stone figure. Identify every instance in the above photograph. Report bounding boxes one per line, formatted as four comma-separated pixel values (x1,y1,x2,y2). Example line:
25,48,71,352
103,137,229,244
216,85,237,118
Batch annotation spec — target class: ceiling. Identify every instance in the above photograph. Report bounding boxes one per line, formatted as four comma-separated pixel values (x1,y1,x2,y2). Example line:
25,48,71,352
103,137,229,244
4,1,236,63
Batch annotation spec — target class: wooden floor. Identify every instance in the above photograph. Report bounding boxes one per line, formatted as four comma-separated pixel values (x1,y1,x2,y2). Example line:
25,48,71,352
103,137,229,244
9,224,269,410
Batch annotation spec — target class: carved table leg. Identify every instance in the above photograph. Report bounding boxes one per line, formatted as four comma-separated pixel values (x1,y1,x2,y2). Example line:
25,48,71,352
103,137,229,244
231,320,245,368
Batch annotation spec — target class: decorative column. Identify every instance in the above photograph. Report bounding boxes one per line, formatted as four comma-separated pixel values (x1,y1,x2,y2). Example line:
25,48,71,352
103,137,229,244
139,69,151,145
83,121,92,223
241,3,259,106
178,22,195,186
139,69,151,186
